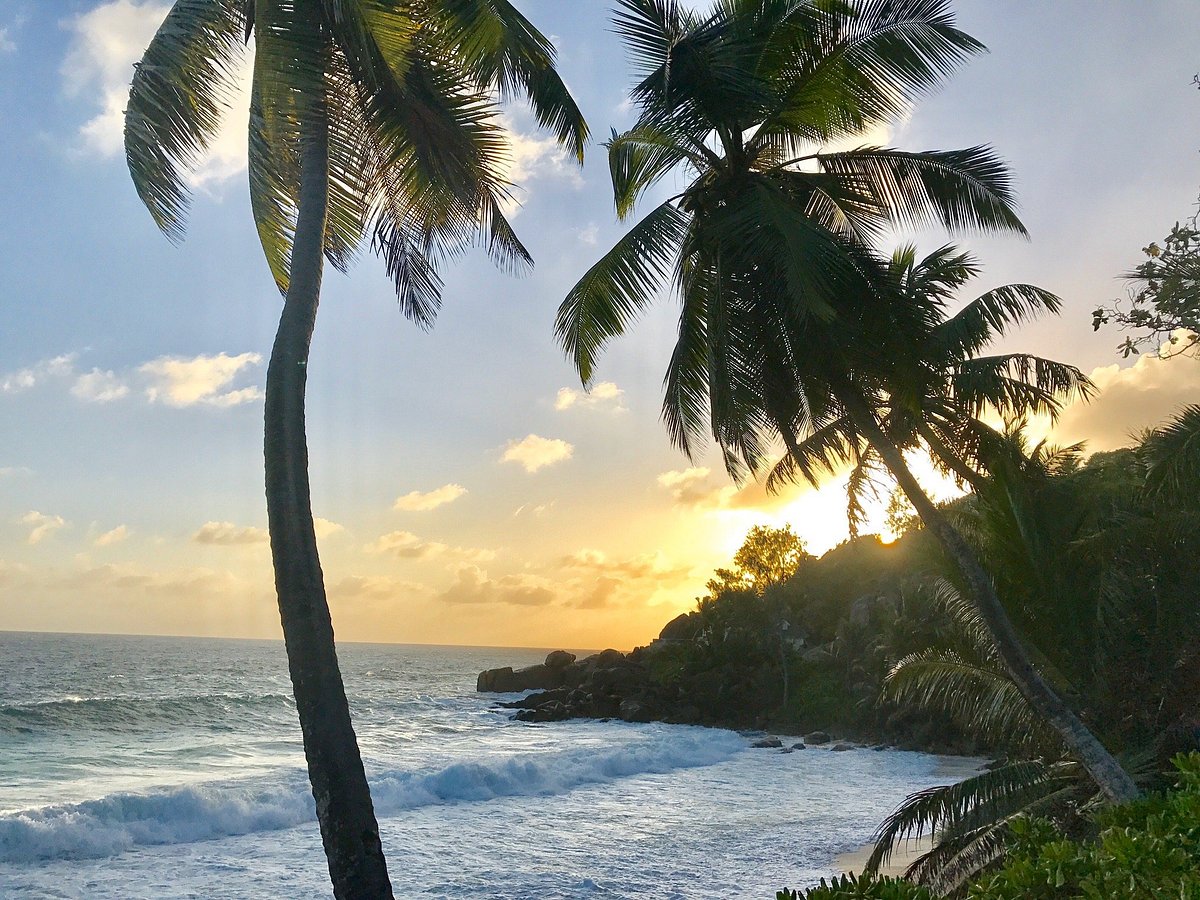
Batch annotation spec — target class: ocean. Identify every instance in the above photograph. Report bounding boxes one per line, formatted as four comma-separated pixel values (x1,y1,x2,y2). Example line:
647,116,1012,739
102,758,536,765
0,632,969,898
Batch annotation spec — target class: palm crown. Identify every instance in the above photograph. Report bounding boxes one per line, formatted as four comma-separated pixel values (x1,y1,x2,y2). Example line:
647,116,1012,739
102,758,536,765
557,0,1026,480
126,0,587,318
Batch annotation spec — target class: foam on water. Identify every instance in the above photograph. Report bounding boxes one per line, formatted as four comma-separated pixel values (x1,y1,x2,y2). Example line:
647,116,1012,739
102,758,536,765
0,724,745,863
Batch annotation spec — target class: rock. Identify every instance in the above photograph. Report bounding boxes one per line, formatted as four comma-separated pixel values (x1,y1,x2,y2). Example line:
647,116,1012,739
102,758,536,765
544,650,577,669
658,612,700,642
779,747,794,754
498,688,570,710
476,663,563,693
791,742,807,750
804,731,831,745
751,736,783,748
618,699,651,722
830,742,856,751
586,648,629,669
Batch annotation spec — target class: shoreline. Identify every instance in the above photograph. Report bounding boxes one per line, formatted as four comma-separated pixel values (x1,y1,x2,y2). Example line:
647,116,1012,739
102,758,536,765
835,754,986,878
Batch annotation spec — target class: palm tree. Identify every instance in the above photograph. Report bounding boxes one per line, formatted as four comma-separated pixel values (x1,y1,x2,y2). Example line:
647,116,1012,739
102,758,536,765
125,2,586,896
555,0,1139,802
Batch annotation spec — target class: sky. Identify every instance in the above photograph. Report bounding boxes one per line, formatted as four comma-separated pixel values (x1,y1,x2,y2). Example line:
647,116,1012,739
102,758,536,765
1,1,1198,650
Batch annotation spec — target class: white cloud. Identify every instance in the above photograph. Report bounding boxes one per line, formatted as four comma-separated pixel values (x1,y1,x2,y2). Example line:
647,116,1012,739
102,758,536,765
513,501,555,518
555,381,626,412
313,517,344,539
495,110,584,215
367,530,493,562
657,467,734,508
437,565,556,607
192,521,268,546
393,483,467,512
576,223,599,245
64,0,250,186
72,368,129,402
94,525,129,546
140,352,262,408
20,511,67,545
1052,352,1200,452
501,434,574,473
1,354,77,393
331,575,429,601
0,27,16,53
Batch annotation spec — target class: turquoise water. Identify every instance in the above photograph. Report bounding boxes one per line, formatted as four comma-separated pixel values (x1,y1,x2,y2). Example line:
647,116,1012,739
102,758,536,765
0,632,961,898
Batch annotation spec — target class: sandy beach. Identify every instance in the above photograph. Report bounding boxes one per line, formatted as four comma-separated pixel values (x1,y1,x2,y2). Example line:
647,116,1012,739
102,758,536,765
836,754,987,877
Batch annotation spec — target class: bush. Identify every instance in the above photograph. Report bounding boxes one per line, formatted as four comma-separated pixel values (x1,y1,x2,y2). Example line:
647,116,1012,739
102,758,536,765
777,873,933,899
967,753,1200,899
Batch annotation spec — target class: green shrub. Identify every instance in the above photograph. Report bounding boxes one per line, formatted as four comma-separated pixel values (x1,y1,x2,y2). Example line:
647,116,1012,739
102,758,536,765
777,873,934,899
966,753,1200,899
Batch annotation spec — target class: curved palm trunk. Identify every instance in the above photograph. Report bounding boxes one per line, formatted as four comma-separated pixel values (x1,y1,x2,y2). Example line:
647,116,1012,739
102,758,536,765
264,97,394,898
833,385,1140,803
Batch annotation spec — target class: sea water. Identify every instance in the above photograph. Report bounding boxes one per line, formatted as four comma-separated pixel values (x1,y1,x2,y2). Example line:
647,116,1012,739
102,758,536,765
0,632,968,898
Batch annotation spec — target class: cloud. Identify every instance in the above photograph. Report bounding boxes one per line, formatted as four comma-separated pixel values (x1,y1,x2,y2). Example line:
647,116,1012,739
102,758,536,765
330,575,428,601
94,525,129,546
501,434,574,473
0,466,32,479
63,1,169,157
55,562,236,598
1052,353,1200,452
192,521,268,546
20,511,67,545
555,381,626,413
656,467,736,508
556,548,694,610
313,517,344,539
437,565,556,607
64,1,251,186
393,483,467,512
71,368,129,402
0,27,15,53
513,501,555,518
576,223,599,245
367,530,494,562
1,354,76,393
140,352,262,408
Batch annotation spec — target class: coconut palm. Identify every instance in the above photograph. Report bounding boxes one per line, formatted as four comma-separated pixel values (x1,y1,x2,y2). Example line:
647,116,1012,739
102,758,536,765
125,2,586,896
555,0,1139,802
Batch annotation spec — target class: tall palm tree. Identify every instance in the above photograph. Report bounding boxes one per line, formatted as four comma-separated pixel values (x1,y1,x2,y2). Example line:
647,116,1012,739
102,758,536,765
555,0,1139,802
125,2,586,896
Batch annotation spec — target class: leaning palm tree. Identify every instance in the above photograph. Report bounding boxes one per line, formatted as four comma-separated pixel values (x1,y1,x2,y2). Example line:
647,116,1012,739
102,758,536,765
556,0,1138,802
125,2,586,896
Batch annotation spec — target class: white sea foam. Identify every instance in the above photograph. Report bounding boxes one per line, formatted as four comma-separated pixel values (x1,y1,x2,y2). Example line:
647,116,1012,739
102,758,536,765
0,725,744,863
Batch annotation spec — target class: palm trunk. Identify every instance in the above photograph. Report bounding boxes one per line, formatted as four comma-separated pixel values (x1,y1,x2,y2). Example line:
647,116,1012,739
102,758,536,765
833,384,1140,803
264,93,394,898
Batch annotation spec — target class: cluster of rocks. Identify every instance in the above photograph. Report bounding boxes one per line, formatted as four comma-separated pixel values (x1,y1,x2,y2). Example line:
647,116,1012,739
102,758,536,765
478,648,688,724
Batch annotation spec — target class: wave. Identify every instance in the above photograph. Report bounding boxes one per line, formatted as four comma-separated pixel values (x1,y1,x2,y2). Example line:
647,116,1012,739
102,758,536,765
0,693,297,735
0,726,744,863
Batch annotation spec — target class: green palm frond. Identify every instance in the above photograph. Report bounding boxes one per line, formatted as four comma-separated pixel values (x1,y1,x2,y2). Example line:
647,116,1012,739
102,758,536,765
934,283,1063,359
885,650,1052,751
756,0,986,148
608,126,705,220
431,0,589,161
125,0,247,237
814,147,1027,235
864,761,1076,874
556,200,690,384
952,354,1093,420
1142,404,1200,500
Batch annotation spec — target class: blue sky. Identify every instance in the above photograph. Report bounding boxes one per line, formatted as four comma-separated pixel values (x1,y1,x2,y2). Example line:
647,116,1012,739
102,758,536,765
1,1,1199,648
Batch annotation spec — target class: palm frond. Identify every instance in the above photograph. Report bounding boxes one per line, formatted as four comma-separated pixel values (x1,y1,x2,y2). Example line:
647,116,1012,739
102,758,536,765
935,283,1063,360
815,146,1027,235
1142,404,1200,500
125,0,247,237
556,200,690,383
